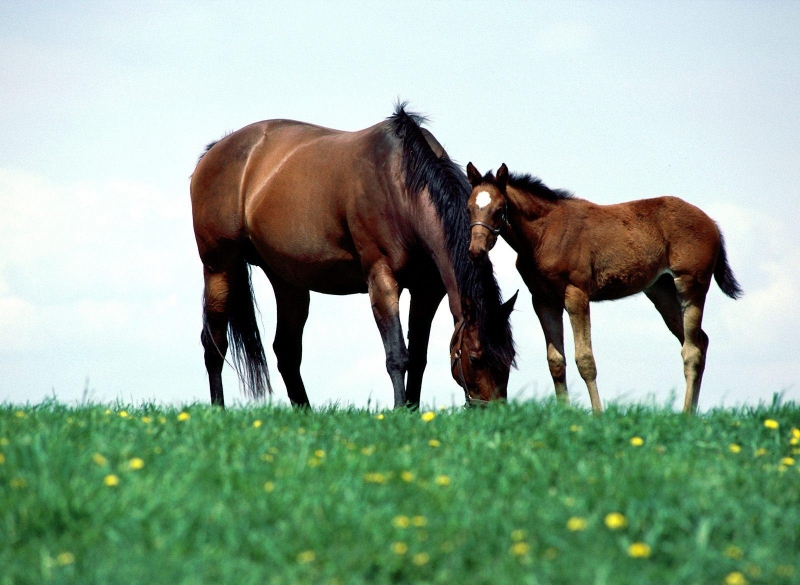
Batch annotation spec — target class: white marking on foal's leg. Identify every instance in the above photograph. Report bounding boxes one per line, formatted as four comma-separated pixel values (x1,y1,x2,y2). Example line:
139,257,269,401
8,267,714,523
475,191,492,209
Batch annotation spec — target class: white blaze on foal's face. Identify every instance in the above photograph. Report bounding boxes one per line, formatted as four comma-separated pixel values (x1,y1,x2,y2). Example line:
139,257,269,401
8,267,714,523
475,191,492,209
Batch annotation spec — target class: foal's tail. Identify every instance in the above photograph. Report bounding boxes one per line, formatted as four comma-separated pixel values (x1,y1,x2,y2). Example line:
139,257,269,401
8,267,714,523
714,228,743,299
227,259,272,399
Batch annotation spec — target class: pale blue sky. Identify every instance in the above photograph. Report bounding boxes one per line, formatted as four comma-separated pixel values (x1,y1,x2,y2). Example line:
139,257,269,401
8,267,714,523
1,1,798,409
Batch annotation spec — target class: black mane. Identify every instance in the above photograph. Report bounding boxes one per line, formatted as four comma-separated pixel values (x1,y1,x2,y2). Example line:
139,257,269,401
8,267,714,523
387,103,515,370
508,172,574,201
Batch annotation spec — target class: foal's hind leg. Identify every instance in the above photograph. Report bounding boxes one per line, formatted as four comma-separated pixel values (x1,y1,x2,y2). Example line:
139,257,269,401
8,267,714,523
644,275,685,343
406,286,445,409
532,300,569,405
266,273,311,407
674,276,710,413
564,286,603,413
202,266,233,407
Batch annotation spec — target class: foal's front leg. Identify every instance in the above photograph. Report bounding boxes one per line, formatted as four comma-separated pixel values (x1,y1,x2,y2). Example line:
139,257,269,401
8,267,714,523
564,285,603,413
367,259,409,408
532,299,569,404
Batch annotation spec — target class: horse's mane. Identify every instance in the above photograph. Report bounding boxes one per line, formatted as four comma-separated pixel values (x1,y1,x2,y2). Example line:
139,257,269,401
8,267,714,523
387,103,515,370
508,172,574,201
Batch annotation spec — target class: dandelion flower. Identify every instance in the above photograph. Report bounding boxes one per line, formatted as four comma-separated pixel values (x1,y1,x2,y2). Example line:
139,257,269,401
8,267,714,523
724,545,743,559
412,515,427,527
792,428,800,439
128,457,145,470
604,512,627,530
141,416,151,424
566,517,587,531
754,448,767,457
391,542,408,555
363,472,386,484
361,446,375,456
511,529,526,541
56,552,75,565
781,457,795,466
570,424,582,432
252,420,263,428
263,481,275,492
393,515,410,528
428,439,440,448
118,411,129,418
763,419,779,429
376,413,385,420
103,474,119,487
14,411,26,418
434,475,451,486
421,411,435,422
314,450,325,458
724,571,747,585
400,471,414,482
627,542,651,558
630,437,644,447
510,542,529,556
297,550,315,563
728,444,741,454
412,552,429,566
177,412,190,421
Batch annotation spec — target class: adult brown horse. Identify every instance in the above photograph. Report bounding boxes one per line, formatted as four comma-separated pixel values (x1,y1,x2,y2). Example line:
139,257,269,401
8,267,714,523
465,163,741,414
189,106,515,408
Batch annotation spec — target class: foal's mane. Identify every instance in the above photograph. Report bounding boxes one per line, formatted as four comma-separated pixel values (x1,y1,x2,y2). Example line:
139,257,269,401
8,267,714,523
387,103,515,370
507,172,574,201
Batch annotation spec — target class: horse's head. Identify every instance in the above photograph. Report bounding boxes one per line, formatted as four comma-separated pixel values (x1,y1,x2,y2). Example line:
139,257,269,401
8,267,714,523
466,162,509,264
450,293,517,406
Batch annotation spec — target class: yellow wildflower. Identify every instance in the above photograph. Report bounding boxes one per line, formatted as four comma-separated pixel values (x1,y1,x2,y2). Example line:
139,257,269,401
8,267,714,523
141,416,151,424
400,471,414,482
754,448,767,457
428,439,440,448
296,550,315,563
570,424,582,432
724,571,747,585
566,517,587,531
627,542,651,558
510,542,529,556
763,419,779,429
361,446,375,456
412,515,427,527
128,457,145,470
0,453,6,465
118,411,128,418
781,457,795,466
511,529,526,541
724,545,743,559
363,472,386,484
263,481,275,492
728,444,741,454
630,436,644,447
177,412,190,421
412,552,429,566
14,411,26,418
158,416,166,424
604,512,627,530
376,413,385,420
421,411,436,422
314,450,325,458
393,515,410,528
434,475,451,486
56,552,75,566
391,542,408,555
252,420,263,428
103,474,119,487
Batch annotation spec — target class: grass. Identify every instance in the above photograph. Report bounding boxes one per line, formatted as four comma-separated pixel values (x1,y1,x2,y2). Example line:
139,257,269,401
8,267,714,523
1,399,799,584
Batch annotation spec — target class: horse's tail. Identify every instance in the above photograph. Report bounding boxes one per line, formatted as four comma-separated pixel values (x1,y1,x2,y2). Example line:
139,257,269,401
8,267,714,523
226,259,272,399
714,228,743,299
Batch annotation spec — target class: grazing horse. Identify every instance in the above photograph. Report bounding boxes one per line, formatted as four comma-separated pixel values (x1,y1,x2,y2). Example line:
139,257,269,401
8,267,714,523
465,163,741,413
189,106,516,408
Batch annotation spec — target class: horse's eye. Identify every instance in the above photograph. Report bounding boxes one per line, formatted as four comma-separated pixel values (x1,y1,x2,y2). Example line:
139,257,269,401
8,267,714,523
469,355,480,366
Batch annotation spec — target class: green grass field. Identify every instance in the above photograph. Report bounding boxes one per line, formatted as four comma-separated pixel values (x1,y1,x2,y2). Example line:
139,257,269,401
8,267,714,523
1,400,799,585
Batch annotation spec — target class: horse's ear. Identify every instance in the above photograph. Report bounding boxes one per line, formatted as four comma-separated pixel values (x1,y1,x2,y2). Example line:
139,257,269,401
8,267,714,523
466,162,482,187
501,290,518,319
496,163,509,192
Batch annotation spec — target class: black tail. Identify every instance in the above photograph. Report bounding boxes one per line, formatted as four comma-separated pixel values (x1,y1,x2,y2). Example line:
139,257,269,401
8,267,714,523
227,260,272,398
714,229,743,299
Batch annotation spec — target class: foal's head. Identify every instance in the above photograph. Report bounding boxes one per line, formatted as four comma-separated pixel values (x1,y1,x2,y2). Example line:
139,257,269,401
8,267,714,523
466,162,508,264
450,293,517,405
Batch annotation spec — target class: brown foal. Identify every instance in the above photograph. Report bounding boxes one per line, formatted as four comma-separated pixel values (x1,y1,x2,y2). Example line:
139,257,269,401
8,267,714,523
188,106,515,409
466,163,741,413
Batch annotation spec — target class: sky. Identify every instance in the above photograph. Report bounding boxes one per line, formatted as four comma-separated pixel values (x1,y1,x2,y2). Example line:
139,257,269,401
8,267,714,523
1,1,799,410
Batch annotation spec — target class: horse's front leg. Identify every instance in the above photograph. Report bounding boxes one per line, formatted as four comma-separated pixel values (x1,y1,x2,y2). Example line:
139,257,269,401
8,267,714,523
405,285,445,409
367,260,409,408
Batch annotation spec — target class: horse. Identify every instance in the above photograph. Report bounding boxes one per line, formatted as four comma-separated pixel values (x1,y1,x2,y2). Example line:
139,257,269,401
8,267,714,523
465,162,742,414
189,106,516,409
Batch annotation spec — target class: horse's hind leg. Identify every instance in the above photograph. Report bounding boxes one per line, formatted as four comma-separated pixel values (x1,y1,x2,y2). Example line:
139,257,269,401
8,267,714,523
564,285,603,413
532,300,569,405
406,285,445,409
202,265,233,407
266,272,311,408
674,276,710,414
644,275,685,343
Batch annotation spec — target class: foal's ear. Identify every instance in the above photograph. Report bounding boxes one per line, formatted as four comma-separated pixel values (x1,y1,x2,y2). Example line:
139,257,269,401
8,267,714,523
496,163,509,192
501,290,518,319
466,162,482,187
